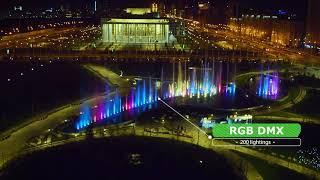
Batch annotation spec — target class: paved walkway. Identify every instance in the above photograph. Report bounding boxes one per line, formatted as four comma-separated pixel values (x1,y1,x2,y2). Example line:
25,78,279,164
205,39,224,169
83,64,130,88
0,65,131,169
1,67,318,179
0,93,107,167
255,116,320,125
17,123,319,179
137,126,320,179
16,124,264,180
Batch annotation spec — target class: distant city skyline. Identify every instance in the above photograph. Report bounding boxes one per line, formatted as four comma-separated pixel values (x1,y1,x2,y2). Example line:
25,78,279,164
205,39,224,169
0,0,308,19
0,0,306,10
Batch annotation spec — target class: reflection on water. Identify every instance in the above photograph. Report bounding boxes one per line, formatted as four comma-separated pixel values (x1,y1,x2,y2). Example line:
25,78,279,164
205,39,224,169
76,61,240,131
76,79,158,130
161,62,236,99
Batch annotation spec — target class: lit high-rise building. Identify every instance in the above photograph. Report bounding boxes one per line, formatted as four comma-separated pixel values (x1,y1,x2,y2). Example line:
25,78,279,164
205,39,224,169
306,0,320,48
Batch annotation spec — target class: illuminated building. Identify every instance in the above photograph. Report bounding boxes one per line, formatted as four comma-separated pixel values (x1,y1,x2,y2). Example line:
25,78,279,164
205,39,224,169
228,15,304,47
197,2,210,24
229,15,273,40
101,18,169,44
151,3,158,13
271,20,304,47
306,0,320,51
125,8,152,15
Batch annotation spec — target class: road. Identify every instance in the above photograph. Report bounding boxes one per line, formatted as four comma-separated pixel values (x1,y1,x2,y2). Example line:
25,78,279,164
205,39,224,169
0,67,318,179
83,64,131,89
1,49,275,62
0,26,99,51
0,65,130,168
172,16,320,66
234,70,308,116
254,116,320,125
19,121,319,179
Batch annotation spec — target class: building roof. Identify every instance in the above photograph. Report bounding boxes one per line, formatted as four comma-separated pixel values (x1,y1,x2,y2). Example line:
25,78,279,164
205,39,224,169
125,8,152,15
102,18,169,24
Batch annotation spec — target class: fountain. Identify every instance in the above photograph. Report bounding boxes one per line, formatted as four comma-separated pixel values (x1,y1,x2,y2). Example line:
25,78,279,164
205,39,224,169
76,61,237,130
257,65,280,100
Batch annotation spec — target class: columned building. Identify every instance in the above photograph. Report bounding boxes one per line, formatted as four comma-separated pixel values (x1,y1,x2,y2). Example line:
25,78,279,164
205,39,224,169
102,18,170,44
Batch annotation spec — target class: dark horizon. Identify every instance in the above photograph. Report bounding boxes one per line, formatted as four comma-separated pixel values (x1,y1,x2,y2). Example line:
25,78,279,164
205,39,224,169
0,0,310,21
0,0,308,11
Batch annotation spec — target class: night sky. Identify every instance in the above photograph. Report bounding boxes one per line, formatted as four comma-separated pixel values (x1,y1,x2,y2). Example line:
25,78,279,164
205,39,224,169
0,0,308,18
1,0,153,10
0,0,307,9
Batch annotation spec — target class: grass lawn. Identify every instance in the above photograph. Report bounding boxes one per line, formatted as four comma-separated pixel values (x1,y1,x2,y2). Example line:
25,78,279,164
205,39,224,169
233,151,312,180
0,62,105,133
287,89,320,120
258,111,304,118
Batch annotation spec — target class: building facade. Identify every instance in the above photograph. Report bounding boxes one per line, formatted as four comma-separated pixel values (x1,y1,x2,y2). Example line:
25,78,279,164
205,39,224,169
271,20,304,47
228,15,304,47
229,15,273,40
306,0,320,50
102,18,170,44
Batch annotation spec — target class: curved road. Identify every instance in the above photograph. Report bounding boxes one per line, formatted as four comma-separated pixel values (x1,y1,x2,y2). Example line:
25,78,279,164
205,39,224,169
0,65,129,168
0,67,318,179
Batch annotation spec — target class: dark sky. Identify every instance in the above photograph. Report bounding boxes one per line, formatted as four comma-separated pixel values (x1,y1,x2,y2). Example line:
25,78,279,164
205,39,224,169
0,0,308,18
1,0,153,10
0,0,307,9
239,0,307,11
0,0,154,18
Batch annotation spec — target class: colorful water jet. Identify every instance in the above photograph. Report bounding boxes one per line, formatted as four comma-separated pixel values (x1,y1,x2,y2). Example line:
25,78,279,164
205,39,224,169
76,61,237,131
161,62,236,99
76,78,158,130
257,71,280,100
